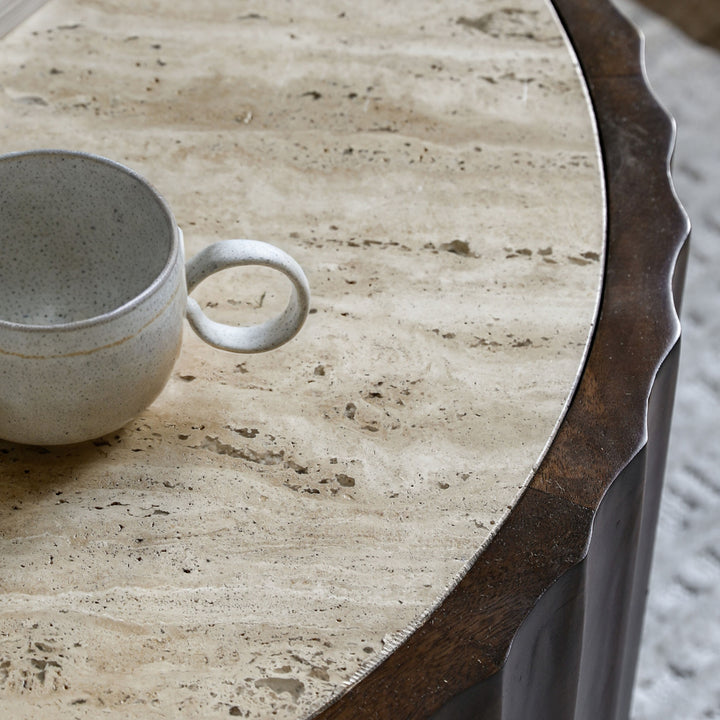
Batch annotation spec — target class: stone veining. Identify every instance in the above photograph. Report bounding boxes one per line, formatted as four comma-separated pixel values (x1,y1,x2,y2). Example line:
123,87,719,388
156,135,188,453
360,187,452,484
0,0,604,717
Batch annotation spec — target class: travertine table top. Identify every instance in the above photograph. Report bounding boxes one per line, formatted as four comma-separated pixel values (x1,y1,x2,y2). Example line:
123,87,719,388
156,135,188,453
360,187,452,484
0,0,604,717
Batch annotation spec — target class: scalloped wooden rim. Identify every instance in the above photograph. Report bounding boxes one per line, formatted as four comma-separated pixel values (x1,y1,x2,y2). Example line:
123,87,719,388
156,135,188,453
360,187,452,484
311,0,691,717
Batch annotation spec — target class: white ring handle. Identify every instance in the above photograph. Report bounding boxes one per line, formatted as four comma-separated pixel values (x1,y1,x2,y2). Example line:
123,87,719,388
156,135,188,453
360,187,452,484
185,239,310,353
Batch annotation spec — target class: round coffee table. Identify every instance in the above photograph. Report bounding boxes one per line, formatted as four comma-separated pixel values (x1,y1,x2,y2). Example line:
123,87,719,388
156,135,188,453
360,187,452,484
0,1,688,718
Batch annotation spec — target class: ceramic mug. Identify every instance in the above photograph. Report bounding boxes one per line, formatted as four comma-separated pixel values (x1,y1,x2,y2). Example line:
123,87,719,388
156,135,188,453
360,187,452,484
0,149,310,446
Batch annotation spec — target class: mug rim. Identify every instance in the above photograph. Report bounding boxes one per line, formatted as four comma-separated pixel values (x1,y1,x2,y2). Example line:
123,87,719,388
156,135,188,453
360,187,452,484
0,148,180,334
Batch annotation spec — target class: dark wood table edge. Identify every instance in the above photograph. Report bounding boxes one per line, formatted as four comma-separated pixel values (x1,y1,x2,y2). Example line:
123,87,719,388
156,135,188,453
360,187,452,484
311,1,691,718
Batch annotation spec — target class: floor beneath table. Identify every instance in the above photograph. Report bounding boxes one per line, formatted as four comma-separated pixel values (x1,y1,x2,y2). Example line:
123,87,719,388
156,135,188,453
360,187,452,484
635,0,720,50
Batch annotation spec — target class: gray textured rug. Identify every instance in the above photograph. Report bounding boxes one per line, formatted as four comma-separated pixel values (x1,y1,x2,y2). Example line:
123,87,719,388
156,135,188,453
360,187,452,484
612,2,720,718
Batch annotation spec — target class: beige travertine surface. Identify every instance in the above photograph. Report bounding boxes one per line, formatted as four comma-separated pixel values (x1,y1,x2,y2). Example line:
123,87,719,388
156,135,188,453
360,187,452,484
0,0,604,717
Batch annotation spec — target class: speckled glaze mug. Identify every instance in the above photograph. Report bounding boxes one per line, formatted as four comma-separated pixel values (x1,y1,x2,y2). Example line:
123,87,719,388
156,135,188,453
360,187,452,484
0,150,310,446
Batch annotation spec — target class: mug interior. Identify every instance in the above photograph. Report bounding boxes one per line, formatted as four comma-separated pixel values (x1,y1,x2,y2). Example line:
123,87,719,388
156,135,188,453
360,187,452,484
0,151,174,326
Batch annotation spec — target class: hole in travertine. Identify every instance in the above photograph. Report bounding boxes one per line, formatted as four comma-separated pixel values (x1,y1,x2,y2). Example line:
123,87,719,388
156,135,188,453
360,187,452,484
439,238,471,255
254,677,305,702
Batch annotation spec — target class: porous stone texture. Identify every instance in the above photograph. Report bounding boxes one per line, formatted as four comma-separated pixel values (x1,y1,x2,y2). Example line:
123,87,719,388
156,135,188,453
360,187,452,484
0,1,604,717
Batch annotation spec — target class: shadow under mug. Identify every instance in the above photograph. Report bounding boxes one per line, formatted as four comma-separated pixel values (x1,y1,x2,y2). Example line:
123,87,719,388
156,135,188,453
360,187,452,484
0,150,310,446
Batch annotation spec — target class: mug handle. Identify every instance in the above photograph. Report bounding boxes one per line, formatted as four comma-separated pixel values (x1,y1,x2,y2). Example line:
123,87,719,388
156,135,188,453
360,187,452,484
185,239,310,353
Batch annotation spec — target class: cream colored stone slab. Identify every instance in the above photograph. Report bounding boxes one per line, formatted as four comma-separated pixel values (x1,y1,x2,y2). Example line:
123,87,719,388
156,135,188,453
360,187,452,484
0,0,604,717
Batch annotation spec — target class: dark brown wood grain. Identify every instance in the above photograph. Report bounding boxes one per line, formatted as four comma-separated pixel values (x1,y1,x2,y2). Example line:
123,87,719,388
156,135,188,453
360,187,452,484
310,0,690,718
